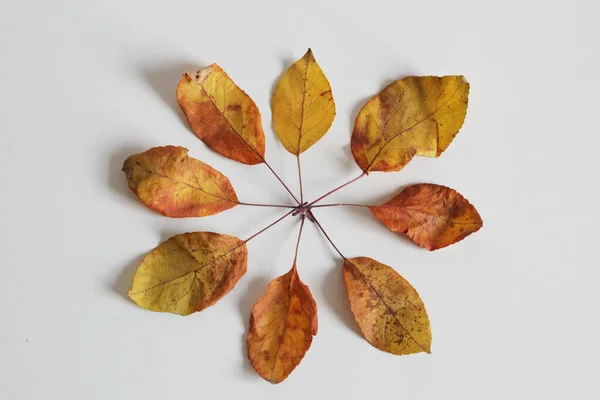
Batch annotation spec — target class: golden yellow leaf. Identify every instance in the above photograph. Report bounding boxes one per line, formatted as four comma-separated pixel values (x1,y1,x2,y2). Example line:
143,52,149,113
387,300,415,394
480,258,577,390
351,76,469,172
343,257,431,355
272,49,336,154
369,184,482,250
247,266,317,383
177,64,265,165
129,232,247,316
122,146,238,218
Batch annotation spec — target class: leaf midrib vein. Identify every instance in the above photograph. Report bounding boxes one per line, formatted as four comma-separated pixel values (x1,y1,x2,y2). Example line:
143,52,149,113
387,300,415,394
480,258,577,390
142,169,236,204
366,83,463,171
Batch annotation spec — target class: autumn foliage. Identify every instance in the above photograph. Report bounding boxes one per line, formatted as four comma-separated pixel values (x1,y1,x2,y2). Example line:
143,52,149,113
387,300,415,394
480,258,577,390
121,48,482,383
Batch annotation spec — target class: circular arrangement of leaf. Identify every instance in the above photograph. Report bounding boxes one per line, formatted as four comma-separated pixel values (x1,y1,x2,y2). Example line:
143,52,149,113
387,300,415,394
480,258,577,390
121,49,482,384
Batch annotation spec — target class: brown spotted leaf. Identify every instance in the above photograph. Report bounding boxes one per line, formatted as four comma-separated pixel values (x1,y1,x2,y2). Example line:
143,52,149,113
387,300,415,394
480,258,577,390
247,266,317,383
122,146,238,218
129,232,247,316
343,257,431,355
351,76,469,172
177,64,266,165
369,184,482,250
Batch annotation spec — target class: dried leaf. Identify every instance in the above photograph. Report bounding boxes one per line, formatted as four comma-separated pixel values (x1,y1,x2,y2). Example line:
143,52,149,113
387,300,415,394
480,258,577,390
271,49,335,154
343,257,431,355
122,146,238,218
351,76,469,172
370,184,482,250
129,232,247,316
177,64,265,165
247,266,317,383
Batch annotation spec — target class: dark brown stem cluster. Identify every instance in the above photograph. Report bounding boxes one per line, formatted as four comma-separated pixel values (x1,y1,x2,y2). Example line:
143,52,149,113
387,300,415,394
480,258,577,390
240,164,368,261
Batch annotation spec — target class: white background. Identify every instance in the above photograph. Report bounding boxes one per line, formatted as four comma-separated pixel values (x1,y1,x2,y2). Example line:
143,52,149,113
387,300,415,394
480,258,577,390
1,0,598,399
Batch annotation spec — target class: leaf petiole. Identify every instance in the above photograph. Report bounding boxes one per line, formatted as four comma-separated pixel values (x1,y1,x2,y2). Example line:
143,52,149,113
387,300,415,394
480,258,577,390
297,154,303,204
310,213,348,262
292,215,305,268
305,172,366,207
243,209,296,243
262,159,302,205
237,201,296,208
310,203,368,209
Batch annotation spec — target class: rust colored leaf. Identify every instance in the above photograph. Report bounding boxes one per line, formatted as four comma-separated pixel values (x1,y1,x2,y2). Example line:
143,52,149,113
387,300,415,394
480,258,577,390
122,146,238,218
343,257,431,355
271,49,336,154
177,64,266,165
369,184,482,250
351,76,469,172
247,266,317,383
129,232,247,316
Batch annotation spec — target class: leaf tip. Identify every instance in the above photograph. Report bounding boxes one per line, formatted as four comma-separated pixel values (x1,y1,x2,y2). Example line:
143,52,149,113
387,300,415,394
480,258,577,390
304,48,314,60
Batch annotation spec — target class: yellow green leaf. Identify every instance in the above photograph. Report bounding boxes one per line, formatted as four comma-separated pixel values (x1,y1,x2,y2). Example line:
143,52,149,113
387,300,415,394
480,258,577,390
129,232,247,316
272,49,336,154
247,266,317,383
177,64,265,165
351,76,469,172
122,146,238,218
343,257,431,355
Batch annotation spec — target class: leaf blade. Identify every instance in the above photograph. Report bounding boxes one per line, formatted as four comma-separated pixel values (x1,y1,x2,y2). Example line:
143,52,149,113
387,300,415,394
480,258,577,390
272,49,336,154
351,76,469,172
369,184,482,250
129,232,247,316
177,64,266,165
247,266,317,383
122,146,238,217
343,257,431,355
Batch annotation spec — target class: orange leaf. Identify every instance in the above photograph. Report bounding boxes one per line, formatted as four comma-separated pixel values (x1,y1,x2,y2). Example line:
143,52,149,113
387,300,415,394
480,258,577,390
343,257,431,355
129,232,247,316
177,64,266,165
122,146,238,217
247,266,317,383
369,184,482,250
351,76,469,172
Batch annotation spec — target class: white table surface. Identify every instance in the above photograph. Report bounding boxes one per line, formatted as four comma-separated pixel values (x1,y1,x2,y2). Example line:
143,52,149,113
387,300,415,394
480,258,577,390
1,1,598,399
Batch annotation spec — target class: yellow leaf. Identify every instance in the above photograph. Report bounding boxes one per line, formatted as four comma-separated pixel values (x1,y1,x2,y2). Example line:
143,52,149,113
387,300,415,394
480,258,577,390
122,146,238,218
272,49,336,154
351,76,469,172
343,257,431,355
129,232,247,316
177,64,266,165
247,266,317,383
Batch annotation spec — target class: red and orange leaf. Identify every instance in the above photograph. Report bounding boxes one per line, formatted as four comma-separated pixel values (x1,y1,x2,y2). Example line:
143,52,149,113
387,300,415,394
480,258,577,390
343,257,431,355
351,76,469,172
177,64,265,165
129,232,247,316
247,266,317,384
369,184,482,250
122,146,238,218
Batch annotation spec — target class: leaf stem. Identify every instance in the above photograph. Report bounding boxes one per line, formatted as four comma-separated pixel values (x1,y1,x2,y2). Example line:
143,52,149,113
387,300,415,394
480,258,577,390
311,213,349,262
306,172,366,207
244,209,295,243
310,203,369,209
297,155,303,204
292,215,306,267
262,159,301,205
237,201,296,208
